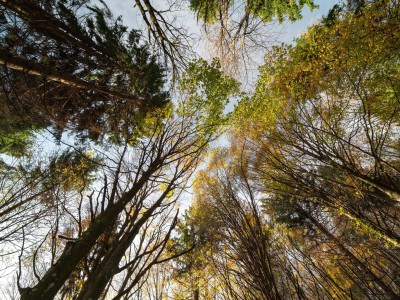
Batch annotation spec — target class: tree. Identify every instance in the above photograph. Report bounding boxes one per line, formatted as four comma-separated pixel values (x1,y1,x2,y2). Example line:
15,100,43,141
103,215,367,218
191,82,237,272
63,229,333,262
184,147,307,300
189,0,317,79
234,0,400,244
191,0,317,24
0,0,169,149
5,0,400,299
9,58,238,299
230,0,400,298
133,0,196,77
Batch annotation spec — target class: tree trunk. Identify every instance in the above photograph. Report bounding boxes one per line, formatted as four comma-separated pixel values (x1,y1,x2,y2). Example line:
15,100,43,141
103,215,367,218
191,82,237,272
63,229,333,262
20,160,162,300
76,187,175,300
193,288,199,300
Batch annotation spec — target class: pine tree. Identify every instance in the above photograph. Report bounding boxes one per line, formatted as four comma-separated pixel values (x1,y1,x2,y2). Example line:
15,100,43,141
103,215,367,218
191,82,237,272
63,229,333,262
0,0,169,151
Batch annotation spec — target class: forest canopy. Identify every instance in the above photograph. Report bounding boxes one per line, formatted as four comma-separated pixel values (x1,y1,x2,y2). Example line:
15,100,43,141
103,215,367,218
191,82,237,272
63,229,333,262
0,0,399,299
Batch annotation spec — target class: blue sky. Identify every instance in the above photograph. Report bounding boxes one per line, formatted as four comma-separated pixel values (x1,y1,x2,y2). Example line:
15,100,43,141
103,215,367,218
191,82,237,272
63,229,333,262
106,0,341,89
106,0,341,46
280,0,340,43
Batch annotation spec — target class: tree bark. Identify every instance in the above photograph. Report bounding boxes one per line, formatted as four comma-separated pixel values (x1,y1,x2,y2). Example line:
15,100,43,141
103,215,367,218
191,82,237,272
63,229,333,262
193,289,199,300
20,159,162,300
76,186,175,300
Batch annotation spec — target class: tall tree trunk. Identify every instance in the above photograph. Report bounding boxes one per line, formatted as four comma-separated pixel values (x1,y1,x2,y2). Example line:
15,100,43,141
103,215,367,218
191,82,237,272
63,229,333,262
193,288,199,300
20,159,162,300
76,187,175,300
